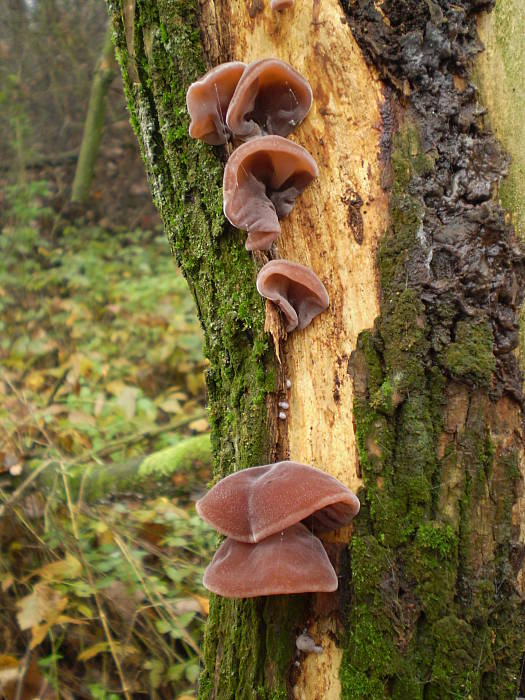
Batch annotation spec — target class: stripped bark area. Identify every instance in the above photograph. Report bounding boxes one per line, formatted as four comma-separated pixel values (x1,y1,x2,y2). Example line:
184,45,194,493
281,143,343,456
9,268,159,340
198,2,389,695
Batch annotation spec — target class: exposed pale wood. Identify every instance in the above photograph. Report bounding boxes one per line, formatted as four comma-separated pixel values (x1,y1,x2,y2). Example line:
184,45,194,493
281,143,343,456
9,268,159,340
200,1,389,694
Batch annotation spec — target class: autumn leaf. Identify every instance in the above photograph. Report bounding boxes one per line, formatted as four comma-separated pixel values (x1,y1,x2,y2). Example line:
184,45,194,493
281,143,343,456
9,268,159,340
16,584,67,632
34,553,82,582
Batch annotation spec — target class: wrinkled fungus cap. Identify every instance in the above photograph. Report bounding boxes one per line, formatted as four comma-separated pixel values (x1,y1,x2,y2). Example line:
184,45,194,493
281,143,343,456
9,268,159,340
226,58,312,140
256,260,329,332
186,62,246,144
196,461,360,543
223,135,318,251
202,523,338,597
270,0,295,8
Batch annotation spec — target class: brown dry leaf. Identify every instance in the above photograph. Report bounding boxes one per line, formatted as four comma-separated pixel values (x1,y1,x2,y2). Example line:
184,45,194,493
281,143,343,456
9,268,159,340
172,598,202,615
105,379,126,396
158,397,182,414
94,392,106,416
172,595,209,616
96,528,115,547
30,615,84,649
0,668,19,697
77,641,110,662
22,492,46,519
0,654,56,700
102,580,144,620
189,418,208,433
77,641,139,662
41,404,69,416
25,370,46,392
186,372,205,396
67,411,96,427
1,574,14,592
193,594,209,615
68,353,95,378
16,584,67,631
0,655,18,670
34,554,82,582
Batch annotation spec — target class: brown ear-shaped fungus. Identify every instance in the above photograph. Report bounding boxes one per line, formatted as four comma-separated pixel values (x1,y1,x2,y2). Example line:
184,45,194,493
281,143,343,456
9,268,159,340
256,260,329,332
196,461,360,543
223,135,318,251
186,62,246,144
226,59,312,140
271,0,294,8
202,523,338,597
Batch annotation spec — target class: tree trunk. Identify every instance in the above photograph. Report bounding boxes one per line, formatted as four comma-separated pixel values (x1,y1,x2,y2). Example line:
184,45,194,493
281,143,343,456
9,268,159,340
107,0,525,698
71,21,115,204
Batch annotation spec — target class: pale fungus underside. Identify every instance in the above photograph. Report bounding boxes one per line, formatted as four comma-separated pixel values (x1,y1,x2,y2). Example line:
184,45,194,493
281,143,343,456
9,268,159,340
203,523,338,598
222,135,318,251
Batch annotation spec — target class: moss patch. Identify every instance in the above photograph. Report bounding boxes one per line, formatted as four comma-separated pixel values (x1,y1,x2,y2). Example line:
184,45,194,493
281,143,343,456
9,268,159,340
342,119,524,699
443,321,495,386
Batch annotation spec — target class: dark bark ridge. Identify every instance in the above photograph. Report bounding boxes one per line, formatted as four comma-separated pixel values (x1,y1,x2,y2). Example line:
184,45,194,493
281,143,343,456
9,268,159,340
343,0,524,697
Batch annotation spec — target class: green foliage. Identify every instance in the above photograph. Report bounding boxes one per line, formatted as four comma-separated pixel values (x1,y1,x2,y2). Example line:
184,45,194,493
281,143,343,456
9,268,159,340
1,186,207,463
0,182,213,698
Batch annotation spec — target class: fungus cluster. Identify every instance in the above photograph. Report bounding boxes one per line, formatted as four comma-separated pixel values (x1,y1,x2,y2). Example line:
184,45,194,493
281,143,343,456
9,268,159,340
186,55,347,600
187,57,328,333
197,462,360,597
187,58,312,146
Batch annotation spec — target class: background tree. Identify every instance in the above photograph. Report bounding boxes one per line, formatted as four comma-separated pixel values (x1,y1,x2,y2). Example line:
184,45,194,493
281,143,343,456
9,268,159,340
0,0,108,173
108,0,525,698
71,21,116,204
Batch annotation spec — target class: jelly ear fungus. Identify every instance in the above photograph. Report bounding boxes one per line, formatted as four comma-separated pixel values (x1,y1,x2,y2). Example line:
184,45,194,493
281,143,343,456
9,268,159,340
226,58,312,141
197,462,360,598
256,260,330,332
186,61,246,145
222,135,318,251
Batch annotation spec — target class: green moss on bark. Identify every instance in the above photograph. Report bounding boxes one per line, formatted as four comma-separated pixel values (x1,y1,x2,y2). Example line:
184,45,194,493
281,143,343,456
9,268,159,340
342,121,524,699
106,1,300,697
443,321,495,386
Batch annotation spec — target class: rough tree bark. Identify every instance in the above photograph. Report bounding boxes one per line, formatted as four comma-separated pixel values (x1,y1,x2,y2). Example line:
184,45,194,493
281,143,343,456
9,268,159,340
107,0,524,698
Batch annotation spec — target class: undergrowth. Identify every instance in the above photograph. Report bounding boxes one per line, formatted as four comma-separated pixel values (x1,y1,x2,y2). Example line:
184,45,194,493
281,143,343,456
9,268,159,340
0,182,214,698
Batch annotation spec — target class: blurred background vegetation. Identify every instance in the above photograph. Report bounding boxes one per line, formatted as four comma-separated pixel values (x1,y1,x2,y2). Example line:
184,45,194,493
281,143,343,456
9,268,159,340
0,2,214,698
